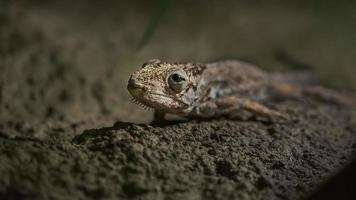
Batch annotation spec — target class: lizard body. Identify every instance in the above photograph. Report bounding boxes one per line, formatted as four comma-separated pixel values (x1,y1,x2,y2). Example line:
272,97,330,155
127,59,354,122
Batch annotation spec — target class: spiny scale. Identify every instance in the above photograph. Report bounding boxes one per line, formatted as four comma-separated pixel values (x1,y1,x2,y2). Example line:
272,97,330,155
130,96,152,110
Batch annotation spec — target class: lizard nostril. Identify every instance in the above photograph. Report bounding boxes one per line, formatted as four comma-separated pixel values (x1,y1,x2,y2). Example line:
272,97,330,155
127,77,136,90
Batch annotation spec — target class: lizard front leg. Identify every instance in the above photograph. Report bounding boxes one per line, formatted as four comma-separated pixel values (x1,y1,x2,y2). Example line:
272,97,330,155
151,110,167,125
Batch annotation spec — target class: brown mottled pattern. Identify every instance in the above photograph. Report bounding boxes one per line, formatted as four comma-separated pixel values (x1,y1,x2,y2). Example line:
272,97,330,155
127,59,355,120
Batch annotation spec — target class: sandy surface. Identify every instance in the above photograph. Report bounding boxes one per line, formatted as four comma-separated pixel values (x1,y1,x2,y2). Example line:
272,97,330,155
1,1,356,199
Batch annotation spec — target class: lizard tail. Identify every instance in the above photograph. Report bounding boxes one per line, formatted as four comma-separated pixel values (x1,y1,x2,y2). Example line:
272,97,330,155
272,50,320,85
270,71,320,86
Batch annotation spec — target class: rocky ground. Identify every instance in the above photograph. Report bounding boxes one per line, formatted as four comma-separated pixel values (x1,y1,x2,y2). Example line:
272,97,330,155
1,1,356,200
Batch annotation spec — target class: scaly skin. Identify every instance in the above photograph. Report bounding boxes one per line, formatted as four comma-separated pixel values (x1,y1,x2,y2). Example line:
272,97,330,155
127,59,354,122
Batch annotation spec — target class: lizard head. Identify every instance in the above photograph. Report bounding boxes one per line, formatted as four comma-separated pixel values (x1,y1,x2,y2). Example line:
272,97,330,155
127,59,200,114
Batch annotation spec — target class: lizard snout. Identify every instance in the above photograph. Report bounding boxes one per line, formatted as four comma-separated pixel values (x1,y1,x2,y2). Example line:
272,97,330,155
127,75,138,90
127,75,146,96
127,74,141,90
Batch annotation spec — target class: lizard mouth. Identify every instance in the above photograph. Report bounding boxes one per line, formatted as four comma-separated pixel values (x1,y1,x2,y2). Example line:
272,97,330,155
127,78,153,110
129,95,152,110
127,78,188,112
129,89,188,113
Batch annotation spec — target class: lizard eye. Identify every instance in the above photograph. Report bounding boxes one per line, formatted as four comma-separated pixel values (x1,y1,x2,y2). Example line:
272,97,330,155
171,73,185,82
167,70,188,92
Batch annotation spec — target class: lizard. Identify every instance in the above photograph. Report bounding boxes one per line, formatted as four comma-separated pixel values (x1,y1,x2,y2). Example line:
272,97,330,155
127,59,355,123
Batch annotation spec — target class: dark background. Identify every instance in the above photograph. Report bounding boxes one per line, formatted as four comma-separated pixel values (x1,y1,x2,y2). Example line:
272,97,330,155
0,1,356,199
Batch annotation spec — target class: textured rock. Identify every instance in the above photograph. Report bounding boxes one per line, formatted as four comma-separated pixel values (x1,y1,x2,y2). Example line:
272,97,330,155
1,99,356,199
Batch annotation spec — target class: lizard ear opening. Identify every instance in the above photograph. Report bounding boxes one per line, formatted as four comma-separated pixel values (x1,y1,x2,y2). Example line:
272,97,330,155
167,70,188,93
141,59,161,68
